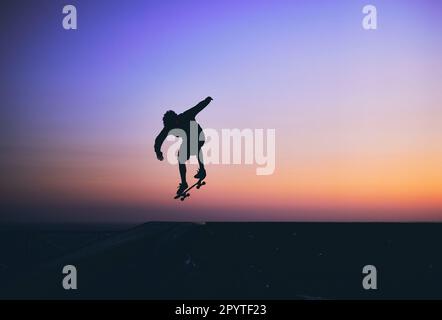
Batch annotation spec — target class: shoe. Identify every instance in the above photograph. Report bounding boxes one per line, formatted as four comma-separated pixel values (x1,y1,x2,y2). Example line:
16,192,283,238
177,182,188,195
194,168,206,180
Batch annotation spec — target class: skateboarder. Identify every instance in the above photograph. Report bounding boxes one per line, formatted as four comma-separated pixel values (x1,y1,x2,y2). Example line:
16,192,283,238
154,96,213,195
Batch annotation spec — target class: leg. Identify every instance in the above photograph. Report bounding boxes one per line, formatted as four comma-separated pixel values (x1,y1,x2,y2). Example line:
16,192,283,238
197,149,205,171
178,144,189,185
176,146,190,195
194,143,206,180
179,163,187,184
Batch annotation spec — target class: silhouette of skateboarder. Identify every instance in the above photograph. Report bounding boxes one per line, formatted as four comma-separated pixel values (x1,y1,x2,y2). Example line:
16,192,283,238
155,97,213,196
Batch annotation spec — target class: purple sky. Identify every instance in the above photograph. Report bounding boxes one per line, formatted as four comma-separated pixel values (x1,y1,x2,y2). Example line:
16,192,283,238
1,0,442,222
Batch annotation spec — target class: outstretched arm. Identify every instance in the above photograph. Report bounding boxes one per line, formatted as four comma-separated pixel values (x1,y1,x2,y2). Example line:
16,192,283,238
182,96,213,119
154,127,169,160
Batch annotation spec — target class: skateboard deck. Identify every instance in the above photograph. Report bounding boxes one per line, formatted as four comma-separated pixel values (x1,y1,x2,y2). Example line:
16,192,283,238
174,179,206,201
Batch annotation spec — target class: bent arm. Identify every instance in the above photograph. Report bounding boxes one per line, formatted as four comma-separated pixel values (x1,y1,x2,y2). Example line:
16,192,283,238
154,127,169,154
182,96,213,119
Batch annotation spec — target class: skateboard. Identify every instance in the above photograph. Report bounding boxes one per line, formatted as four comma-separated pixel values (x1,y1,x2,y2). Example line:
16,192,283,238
174,179,206,201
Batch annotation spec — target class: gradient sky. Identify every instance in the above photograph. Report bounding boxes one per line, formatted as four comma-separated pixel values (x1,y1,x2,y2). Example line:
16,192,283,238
1,0,442,222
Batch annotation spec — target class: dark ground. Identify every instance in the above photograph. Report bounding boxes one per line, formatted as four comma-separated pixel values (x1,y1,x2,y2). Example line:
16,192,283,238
0,222,441,299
